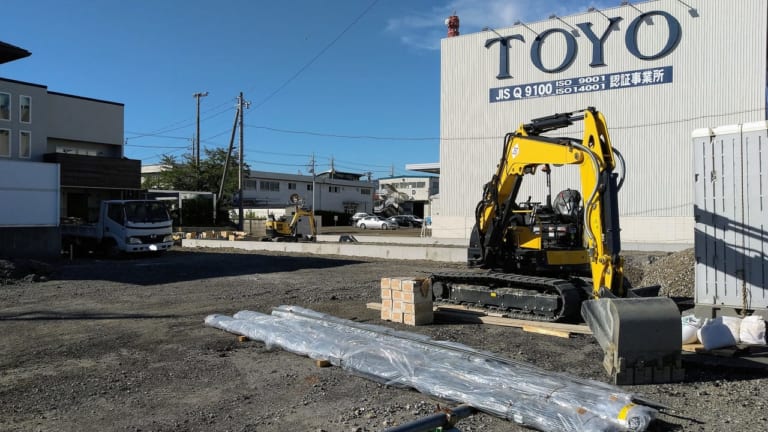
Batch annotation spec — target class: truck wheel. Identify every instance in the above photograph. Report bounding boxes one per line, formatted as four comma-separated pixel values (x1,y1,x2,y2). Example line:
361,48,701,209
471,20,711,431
103,241,122,259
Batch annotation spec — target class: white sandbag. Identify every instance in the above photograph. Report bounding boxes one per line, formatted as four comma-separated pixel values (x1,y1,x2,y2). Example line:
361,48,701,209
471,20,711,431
681,315,702,344
739,315,766,345
697,318,737,350
720,316,742,343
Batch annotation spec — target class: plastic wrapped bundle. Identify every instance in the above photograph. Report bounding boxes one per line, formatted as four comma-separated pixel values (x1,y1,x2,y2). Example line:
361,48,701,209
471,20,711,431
205,306,659,432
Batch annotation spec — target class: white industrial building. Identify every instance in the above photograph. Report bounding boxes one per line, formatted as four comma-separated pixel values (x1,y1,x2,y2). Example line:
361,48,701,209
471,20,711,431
242,170,375,216
377,175,439,217
434,0,766,250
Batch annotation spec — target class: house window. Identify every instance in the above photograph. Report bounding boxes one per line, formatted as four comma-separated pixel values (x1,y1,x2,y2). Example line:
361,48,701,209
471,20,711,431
361,188,371,195
20,95,31,123
328,186,340,193
245,179,259,190
259,180,280,192
0,93,9,121
0,129,9,157
306,184,313,191
288,182,296,190
19,131,31,158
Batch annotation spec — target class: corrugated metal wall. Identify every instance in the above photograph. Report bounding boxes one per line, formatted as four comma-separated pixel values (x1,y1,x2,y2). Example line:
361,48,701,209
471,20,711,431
694,122,767,313
439,0,767,244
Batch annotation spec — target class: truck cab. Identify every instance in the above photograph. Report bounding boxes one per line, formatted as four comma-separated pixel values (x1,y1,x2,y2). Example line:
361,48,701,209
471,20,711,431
62,200,174,255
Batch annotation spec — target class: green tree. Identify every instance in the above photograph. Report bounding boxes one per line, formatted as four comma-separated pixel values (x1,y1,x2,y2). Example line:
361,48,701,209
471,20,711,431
148,148,249,208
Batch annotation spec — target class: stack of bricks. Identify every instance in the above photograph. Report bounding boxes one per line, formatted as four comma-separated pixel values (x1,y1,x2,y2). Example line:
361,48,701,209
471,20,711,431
380,277,433,326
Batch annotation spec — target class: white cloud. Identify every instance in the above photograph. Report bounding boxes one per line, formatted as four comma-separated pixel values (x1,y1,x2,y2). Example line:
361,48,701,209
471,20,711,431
385,0,619,50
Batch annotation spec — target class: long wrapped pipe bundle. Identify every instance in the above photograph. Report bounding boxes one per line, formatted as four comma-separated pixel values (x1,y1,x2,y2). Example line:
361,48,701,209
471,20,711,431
205,306,658,432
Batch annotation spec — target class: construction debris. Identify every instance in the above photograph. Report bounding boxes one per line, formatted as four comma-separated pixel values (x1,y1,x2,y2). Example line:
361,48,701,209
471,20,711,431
205,306,662,432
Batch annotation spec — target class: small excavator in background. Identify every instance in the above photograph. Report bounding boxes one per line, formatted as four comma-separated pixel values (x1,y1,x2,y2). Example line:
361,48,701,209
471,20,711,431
430,107,683,385
264,194,317,242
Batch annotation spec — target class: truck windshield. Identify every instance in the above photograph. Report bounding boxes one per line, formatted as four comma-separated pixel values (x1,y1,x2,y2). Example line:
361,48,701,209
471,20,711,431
124,202,170,223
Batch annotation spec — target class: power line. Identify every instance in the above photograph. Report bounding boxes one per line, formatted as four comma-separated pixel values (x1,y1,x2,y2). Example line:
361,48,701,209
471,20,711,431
246,124,438,141
126,144,189,149
250,0,380,110
125,1,377,145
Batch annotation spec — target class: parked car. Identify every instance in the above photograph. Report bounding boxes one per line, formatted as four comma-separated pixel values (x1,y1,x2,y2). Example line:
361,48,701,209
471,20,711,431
350,212,370,226
355,216,397,230
386,215,423,228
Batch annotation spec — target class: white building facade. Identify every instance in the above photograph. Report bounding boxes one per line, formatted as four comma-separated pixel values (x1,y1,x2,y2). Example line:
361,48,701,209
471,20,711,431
436,0,767,249
377,175,439,217
242,170,375,215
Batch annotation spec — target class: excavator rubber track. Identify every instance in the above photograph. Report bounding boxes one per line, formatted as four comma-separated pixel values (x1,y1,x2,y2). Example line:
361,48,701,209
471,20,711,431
430,270,586,322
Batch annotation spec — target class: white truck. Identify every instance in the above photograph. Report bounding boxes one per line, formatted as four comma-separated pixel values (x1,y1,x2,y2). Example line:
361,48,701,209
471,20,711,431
61,200,174,256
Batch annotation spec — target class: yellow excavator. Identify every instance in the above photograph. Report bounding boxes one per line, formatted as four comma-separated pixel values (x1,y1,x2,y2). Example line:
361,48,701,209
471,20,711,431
430,108,683,384
264,194,317,242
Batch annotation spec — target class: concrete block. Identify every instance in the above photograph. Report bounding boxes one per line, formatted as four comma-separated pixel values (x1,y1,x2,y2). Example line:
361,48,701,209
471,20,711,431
380,308,392,321
403,290,431,304
392,290,403,301
380,277,392,289
392,300,404,313
403,310,434,326
401,278,427,293
391,312,403,323
381,288,392,300
382,299,392,310
403,302,433,314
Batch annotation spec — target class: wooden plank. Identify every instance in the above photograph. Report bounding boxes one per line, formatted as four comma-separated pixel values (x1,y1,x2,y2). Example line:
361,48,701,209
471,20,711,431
435,305,592,335
522,326,571,339
682,343,705,353
315,359,332,368
367,302,592,335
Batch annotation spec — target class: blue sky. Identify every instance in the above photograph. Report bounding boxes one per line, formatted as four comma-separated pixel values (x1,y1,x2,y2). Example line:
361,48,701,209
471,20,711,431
2,0,613,179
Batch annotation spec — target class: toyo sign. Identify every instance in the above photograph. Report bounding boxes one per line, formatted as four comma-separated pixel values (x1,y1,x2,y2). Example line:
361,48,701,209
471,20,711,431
485,11,682,79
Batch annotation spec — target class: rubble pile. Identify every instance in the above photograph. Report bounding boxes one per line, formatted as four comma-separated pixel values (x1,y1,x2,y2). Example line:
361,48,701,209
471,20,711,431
0,259,53,285
638,248,696,298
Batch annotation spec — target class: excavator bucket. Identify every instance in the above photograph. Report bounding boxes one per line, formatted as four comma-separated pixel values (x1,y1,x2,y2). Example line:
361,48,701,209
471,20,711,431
581,296,684,385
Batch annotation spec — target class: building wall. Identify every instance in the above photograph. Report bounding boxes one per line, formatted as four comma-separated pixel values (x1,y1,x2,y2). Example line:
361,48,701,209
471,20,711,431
0,159,60,259
0,159,59,226
47,92,123,145
437,0,767,247
0,78,48,161
242,171,374,214
378,176,439,202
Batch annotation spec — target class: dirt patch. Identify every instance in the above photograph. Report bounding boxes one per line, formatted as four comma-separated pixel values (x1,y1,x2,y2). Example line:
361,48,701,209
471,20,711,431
1,247,764,432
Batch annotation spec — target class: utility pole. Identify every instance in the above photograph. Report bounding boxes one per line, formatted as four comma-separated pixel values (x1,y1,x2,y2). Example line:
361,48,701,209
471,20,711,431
309,153,316,214
193,91,208,189
237,92,250,231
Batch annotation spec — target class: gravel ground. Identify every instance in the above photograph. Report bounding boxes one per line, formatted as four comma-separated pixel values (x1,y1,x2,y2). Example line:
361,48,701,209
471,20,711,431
1,247,766,432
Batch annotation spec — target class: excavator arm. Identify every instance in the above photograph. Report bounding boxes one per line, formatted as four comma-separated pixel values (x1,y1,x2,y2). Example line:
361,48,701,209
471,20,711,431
288,207,317,240
474,108,627,298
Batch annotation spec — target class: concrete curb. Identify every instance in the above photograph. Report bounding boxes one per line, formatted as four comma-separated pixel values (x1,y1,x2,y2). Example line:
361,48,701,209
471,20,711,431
182,238,467,263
